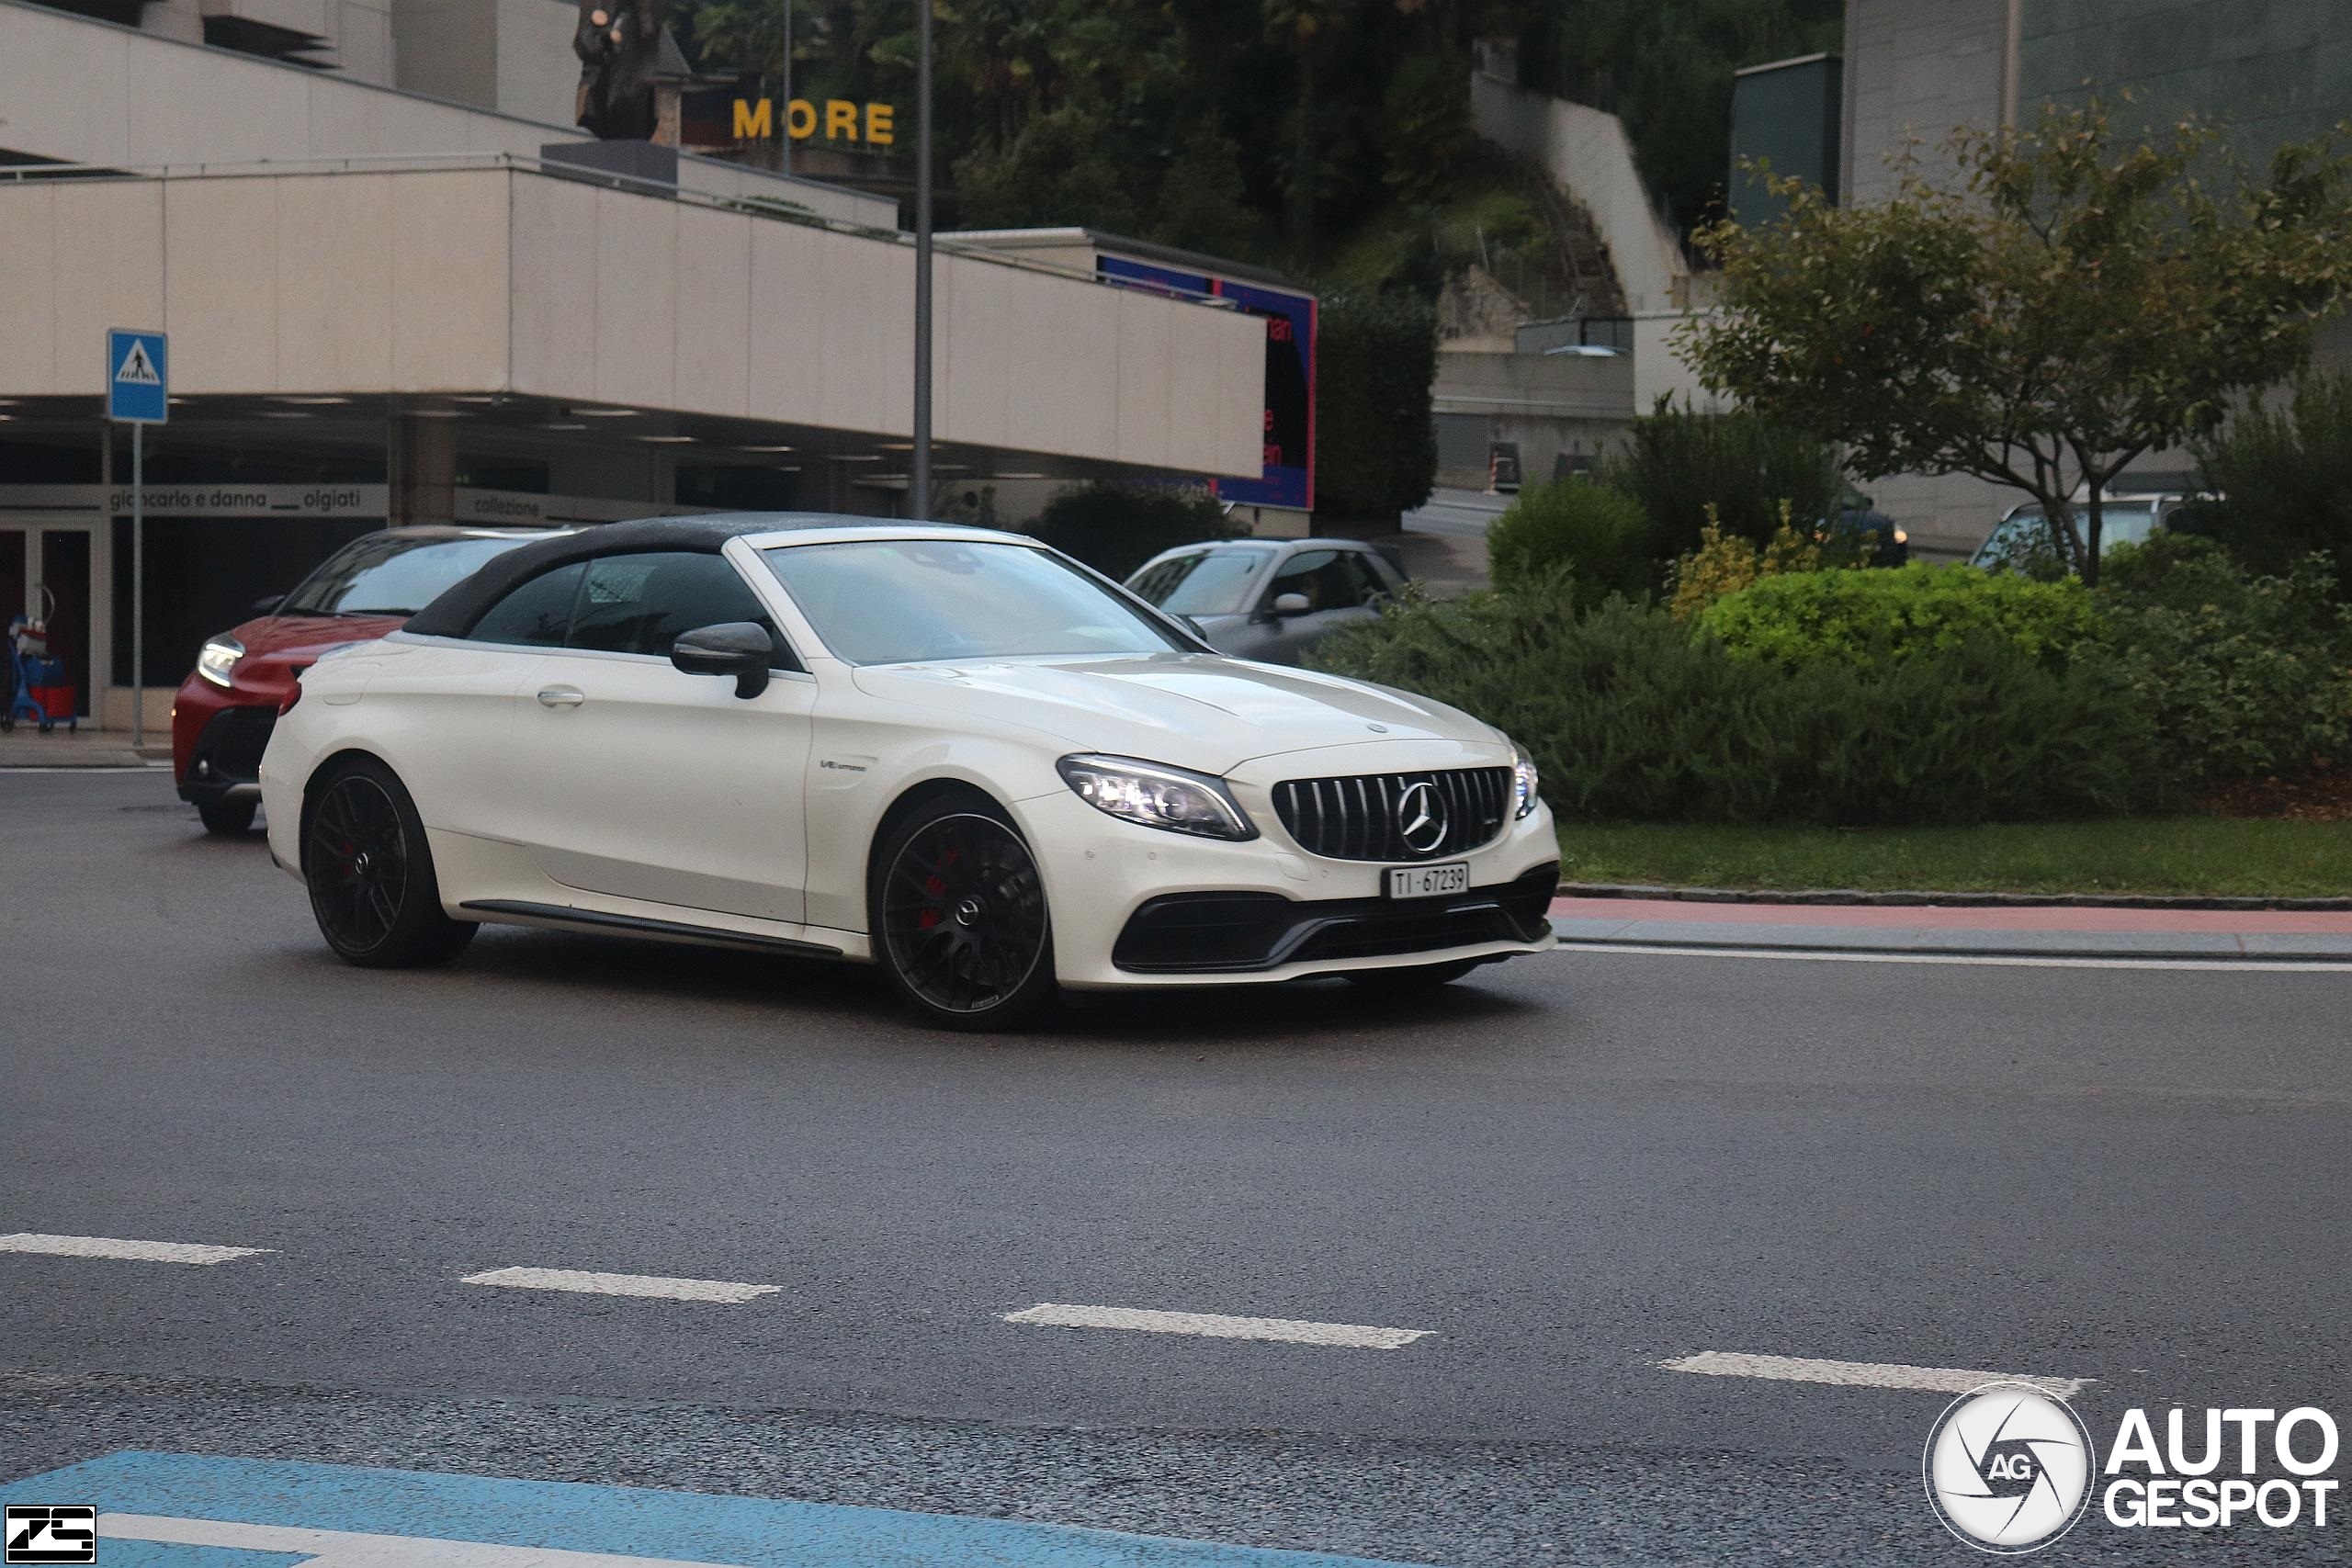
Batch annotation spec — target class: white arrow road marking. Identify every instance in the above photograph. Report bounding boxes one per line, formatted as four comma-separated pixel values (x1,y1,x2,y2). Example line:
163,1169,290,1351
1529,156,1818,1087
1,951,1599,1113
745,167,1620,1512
102,1513,741,1566
461,1266,780,1303
0,1232,270,1265
1003,1303,1430,1349
1663,1349,2086,1398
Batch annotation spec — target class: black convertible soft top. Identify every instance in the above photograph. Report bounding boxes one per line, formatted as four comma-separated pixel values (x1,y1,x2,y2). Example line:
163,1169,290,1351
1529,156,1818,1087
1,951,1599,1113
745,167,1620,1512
401,513,913,638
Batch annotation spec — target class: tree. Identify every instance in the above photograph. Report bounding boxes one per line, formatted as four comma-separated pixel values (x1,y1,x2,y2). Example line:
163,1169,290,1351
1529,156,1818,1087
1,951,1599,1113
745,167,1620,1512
1682,100,2352,583
1314,290,1437,522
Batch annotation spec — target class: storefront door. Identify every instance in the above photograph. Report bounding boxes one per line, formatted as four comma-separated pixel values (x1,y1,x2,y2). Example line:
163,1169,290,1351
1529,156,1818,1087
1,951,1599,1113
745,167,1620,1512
3,523,96,721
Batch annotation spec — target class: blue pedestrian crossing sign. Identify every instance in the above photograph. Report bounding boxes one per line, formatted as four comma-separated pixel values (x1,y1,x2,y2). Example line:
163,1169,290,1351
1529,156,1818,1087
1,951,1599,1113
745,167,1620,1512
106,328,168,423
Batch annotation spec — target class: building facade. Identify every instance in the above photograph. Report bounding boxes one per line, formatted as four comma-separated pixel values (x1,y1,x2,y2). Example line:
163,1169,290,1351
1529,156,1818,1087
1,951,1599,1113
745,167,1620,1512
0,0,1272,730
1839,0,2352,557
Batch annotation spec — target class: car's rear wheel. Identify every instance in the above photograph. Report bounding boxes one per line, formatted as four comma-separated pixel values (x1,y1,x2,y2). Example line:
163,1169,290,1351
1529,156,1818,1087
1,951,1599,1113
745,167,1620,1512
871,795,1057,1032
197,796,257,836
1343,957,1481,994
303,757,476,968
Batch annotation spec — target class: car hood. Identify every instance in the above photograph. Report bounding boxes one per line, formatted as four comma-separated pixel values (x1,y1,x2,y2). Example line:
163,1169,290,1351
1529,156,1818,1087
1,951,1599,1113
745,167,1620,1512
850,652,1500,773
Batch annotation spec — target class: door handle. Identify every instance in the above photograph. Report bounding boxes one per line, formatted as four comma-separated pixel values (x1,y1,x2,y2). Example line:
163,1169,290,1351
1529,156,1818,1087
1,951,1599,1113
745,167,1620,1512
536,687,585,709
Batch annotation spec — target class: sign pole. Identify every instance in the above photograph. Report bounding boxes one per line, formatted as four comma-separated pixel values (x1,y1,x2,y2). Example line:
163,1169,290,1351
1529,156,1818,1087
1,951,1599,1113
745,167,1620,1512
131,421,144,751
910,0,933,521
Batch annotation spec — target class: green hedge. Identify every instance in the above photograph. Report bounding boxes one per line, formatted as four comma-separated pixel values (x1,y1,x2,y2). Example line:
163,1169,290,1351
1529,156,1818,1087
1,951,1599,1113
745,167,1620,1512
2099,536,2352,782
1028,483,1232,581
1314,291,1438,521
1487,480,1654,604
1310,592,2170,825
1600,399,1846,559
1699,564,2102,667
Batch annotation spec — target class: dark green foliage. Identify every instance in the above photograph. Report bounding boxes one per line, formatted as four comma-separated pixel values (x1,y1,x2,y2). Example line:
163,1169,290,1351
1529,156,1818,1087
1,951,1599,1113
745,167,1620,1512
1516,0,1844,229
2178,369,2352,597
1487,481,1654,604
2098,535,2352,782
954,107,1143,234
1310,592,2172,825
1701,565,2103,667
1028,483,1233,581
1313,291,1437,521
1600,399,1846,559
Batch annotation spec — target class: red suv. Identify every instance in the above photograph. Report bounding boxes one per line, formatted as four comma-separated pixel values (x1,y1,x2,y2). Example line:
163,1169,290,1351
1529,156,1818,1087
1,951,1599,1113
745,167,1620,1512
174,525,562,833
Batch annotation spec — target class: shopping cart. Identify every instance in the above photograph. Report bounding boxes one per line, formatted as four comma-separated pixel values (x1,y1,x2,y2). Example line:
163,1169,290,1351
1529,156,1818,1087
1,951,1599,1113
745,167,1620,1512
4,614,77,735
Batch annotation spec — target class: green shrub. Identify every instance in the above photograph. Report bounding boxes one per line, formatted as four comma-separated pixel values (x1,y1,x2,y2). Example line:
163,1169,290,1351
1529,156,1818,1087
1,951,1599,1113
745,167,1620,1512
1486,480,1654,604
1600,398,1847,558
1311,591,2171,824
1028,483,1232,581
1699,564,2102,667
1314,291,1438,522
2099,535,2352,781
2178,368,2352,597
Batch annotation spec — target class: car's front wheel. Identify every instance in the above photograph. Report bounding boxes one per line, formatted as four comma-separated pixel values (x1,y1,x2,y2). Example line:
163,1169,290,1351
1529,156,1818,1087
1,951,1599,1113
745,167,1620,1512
302,757,477,968
871,793,1058,1032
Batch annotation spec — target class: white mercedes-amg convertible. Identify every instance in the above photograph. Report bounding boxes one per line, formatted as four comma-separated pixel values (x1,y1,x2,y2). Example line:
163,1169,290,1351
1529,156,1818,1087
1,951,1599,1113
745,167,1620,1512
259,514,1558,1029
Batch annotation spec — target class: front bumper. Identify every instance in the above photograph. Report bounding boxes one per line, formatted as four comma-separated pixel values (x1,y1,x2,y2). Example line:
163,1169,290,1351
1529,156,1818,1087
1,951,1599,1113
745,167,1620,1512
1114,863,1557,973
1013,784,1559,988
175,702,278,807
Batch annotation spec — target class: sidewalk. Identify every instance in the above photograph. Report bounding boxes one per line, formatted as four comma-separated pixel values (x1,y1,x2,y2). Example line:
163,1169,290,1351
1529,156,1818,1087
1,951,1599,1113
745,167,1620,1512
1548,894,2352,961
0,726,167,769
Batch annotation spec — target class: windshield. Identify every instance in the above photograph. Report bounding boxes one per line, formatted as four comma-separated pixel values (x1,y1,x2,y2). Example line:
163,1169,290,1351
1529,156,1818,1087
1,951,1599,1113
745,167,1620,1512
1126,548,1271,615
281,533,544,617
1973,502,2163,572
762,538,1187,664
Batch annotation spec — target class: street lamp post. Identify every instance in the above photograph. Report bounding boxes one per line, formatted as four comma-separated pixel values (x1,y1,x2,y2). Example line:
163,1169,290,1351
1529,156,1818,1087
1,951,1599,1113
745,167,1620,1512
909,0,933,520
777,0,792,176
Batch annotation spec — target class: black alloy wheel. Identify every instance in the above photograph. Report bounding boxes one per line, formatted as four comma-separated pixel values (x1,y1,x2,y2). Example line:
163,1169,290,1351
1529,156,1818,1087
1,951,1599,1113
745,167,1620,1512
303,758,476,968
874,799,1057,1030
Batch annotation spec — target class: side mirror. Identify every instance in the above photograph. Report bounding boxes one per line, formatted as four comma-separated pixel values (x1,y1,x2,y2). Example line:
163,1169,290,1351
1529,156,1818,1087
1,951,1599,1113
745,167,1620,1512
1271,592,1311,617
252,594,285,615
671,621,773,699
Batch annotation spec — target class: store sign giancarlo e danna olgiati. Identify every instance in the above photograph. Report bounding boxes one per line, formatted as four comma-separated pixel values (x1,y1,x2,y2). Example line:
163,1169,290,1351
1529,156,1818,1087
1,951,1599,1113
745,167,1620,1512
732,97,895,145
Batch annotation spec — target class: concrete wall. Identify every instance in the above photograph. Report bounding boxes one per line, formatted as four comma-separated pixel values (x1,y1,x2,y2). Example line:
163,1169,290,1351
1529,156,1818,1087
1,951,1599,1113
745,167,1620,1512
1469,73,1690,315
0,166,1265,478
1839,0,2006,204
1431,349,1636,489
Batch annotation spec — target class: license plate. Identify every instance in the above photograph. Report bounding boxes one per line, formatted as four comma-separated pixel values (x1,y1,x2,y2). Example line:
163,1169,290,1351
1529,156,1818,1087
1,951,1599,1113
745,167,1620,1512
1385,862,1469,899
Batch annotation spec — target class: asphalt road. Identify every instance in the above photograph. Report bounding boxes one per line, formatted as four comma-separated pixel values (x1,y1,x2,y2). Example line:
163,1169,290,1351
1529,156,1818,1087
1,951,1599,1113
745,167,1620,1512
5,770,2347,1565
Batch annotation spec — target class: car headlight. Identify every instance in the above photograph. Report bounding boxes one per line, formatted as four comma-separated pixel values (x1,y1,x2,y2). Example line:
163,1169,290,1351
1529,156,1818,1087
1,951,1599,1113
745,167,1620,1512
196,635,245,689
1509,740,1540,819
1057,754,1256,840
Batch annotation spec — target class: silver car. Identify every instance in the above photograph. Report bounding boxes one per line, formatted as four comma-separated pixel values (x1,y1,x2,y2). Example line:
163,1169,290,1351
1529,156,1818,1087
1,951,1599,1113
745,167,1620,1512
1124,539,1407,664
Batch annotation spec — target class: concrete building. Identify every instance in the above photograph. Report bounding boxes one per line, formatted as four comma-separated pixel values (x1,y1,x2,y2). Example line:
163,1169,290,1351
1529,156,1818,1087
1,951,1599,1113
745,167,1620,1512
1839,0,2352,556
0,0,1271,730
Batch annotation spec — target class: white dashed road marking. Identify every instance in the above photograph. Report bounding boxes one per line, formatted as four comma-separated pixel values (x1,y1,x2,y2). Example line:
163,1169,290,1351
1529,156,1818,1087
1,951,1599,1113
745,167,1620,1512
1002,1303,1430,1349
0,1232,271,1265
460,1266,781,1303
1663,1349,2086,1398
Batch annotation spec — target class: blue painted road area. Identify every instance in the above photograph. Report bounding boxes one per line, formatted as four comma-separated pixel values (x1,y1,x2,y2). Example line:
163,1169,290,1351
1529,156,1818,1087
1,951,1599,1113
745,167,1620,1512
5,1452,1430,1567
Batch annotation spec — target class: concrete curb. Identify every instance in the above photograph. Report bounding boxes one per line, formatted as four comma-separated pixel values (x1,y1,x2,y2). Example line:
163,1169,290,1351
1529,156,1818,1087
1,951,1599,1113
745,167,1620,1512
1548,917,2352,962
1561,881,2352,912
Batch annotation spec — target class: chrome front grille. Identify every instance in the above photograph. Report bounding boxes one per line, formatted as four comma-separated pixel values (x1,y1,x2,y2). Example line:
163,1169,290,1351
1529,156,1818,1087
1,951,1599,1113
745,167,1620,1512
1270,766,1512,862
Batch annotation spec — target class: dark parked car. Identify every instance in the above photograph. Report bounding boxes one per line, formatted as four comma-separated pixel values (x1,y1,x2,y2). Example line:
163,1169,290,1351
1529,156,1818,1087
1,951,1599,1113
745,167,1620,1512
1124,539,1407,664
